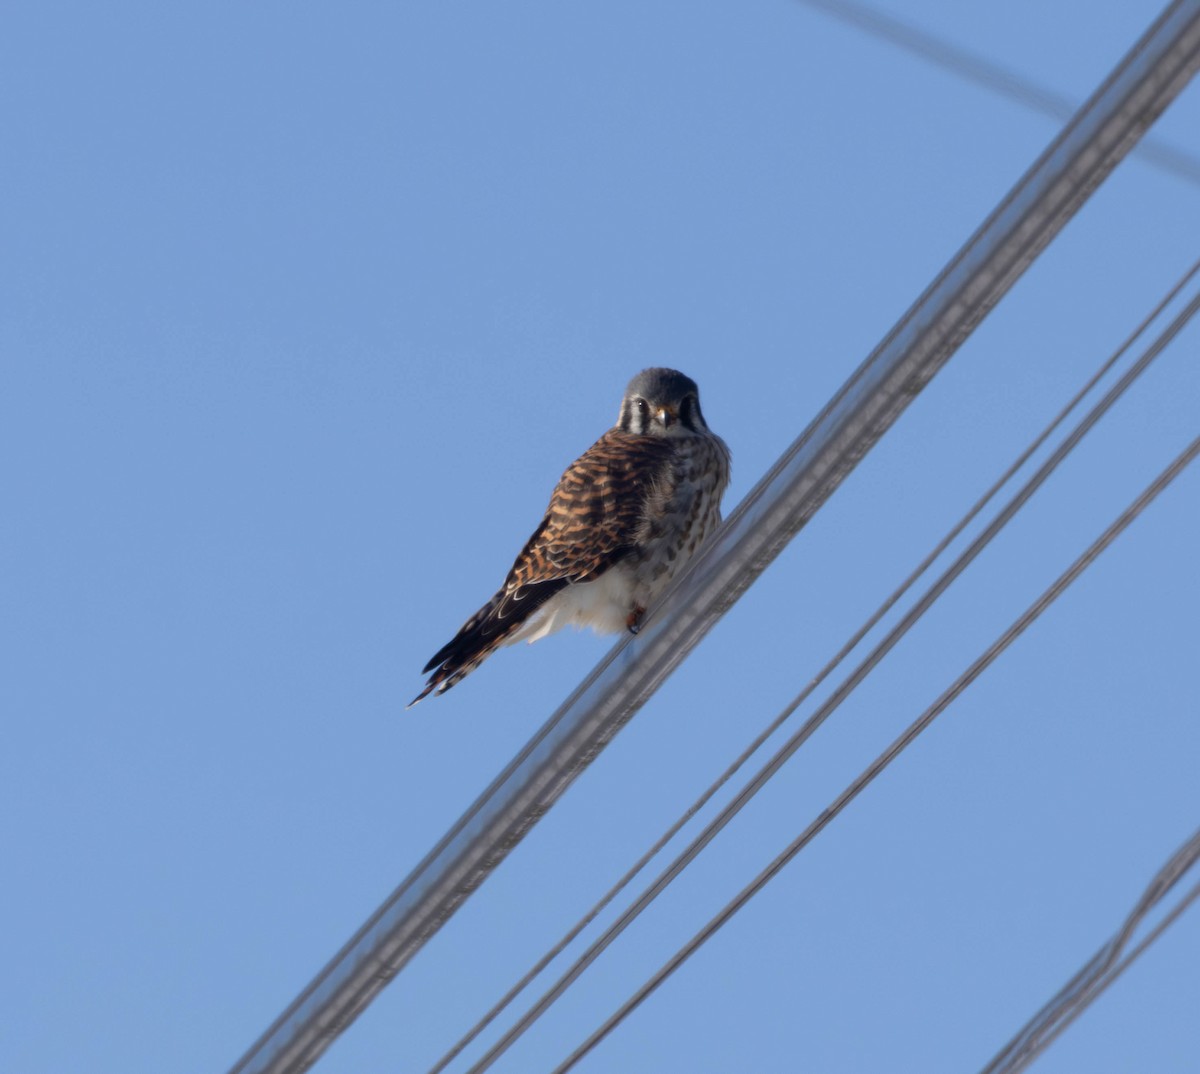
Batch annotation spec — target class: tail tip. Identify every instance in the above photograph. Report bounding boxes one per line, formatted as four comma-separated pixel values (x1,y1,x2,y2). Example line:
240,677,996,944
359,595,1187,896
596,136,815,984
407,681,437,709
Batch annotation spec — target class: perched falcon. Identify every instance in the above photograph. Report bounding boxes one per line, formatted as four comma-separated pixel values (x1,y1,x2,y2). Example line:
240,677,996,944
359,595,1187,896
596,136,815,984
409,368,730,706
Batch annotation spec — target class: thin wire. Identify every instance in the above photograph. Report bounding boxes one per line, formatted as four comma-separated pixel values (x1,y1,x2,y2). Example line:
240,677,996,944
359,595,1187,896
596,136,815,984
552,431,1200,1074
980,828,1200,1074
999,880,1200,1073
451,289,1200,1074
449,284,1200,1072
794,0,1200,189
442,280,1200,1073
424,258,1200,1074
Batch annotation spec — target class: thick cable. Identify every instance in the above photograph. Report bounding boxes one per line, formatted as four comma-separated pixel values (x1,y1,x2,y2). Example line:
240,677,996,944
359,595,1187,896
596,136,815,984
980,828,1200,1074
425,261,1200,1074
229,9,1200,1068
455,289,1200,1074
552,431,1200,1074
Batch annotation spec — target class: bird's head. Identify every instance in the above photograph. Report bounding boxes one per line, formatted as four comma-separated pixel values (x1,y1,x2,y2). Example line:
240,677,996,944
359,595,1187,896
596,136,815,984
617,367,710,438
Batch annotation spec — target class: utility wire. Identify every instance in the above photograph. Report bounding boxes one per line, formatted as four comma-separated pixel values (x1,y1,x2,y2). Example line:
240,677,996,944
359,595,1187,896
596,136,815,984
980,828,1200,1074
990,881,1200,1072
229,9,1200,1070
551,430,1200,1074
794,0,1200,189
425,260,1200,1074
452,288,1200,1074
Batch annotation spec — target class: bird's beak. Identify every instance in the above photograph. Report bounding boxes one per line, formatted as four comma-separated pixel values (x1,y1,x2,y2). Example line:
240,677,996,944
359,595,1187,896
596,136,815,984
656,406,676,429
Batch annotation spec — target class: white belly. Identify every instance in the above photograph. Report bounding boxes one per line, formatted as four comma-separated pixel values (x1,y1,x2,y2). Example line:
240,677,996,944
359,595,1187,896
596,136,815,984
507,565,637,645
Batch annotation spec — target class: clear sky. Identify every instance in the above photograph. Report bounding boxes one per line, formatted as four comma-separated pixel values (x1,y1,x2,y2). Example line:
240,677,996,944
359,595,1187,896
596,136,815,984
4,3,1199,1073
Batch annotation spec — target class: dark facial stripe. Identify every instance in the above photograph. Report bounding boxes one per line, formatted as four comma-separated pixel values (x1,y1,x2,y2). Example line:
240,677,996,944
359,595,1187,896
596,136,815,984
620,398,644,433
620,397,650,434
619,398,638,432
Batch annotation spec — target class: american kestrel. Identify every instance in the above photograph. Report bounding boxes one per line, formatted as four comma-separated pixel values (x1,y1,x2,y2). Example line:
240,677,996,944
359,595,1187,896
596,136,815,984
409,367,730,706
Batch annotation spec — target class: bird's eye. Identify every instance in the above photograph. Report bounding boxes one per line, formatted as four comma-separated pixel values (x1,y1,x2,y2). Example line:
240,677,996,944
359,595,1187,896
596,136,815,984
636,399,648,414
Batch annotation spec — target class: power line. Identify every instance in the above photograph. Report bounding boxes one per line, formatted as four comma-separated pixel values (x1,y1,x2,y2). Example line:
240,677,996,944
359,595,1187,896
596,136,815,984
549,431,1200,1074
427,260,1200,1074
794,0,1200,189
226,6,1200,1071
449,281,1200,1074
979,828,1200,1074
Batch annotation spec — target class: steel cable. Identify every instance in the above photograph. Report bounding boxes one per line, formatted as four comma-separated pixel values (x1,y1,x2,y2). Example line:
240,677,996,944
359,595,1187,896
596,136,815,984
552,430,1200,1074
425,260,1200,1074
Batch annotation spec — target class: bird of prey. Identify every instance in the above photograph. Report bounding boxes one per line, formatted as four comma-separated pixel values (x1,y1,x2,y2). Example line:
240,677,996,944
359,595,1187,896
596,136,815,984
410,367,730,706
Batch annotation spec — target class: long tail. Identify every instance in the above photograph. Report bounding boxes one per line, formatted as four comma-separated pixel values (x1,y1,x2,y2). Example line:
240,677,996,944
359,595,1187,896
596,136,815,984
408,580,564,707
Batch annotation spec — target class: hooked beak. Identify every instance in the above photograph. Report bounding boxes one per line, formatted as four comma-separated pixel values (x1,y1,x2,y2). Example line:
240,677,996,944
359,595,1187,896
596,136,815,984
656,406,676,429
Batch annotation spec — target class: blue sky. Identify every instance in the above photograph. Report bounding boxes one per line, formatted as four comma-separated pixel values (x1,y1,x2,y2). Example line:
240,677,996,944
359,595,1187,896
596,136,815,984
4,3,1199,1073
